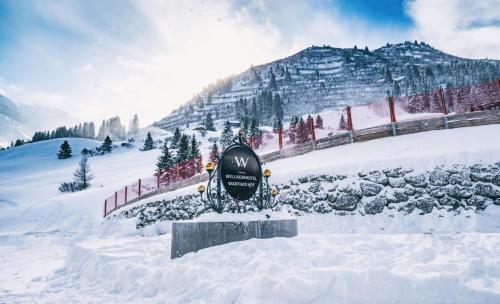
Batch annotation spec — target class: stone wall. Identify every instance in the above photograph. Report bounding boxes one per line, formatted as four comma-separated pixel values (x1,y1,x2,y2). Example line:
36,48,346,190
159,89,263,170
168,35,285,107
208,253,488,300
277,163,500,215
118,162,500,229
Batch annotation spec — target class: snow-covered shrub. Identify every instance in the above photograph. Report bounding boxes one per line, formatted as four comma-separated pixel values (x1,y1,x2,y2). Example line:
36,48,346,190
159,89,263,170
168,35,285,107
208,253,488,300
58,181,83,192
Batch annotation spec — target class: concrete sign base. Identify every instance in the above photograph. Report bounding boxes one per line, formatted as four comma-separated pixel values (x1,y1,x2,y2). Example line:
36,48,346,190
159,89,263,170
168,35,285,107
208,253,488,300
171,219,298,259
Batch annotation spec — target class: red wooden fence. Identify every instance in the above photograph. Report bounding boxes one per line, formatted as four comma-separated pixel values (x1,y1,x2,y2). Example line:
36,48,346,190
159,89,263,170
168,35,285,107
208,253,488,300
103,156,202,216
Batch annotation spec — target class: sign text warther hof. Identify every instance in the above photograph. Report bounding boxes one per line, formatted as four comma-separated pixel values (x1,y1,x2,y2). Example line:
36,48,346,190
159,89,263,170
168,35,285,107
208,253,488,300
219,144,262,200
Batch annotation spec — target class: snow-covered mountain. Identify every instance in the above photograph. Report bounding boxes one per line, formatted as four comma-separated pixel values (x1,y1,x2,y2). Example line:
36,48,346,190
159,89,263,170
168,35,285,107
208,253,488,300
154,41,500,131
0,95,74,147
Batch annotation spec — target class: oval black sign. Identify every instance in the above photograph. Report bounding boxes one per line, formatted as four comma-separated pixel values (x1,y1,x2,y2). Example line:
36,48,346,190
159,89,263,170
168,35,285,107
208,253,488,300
219,144,262,201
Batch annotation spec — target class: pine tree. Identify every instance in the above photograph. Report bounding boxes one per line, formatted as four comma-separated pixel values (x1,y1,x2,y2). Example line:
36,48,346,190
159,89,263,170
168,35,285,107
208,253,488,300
269,69,277,90
338,114,347,130
284,68,292,82
249,118,263,148
57,140,72,159
204,112,215,131
73,155,94,189
385,68,393,83
288,115,299,143
97,120,107,140
171,127,181,148
188,135,201,175
189,135,200,159
306,115,313,132
272,117,283,132
176,134,190,163
157,142,175,171
393,80,401,97
296,117,309,144
209,142,219,164
129,114,140,136
315,114,324,129
100,136,113,153
272,93,284,126
142,132,154,151
250,99,258,120
220,121,233,149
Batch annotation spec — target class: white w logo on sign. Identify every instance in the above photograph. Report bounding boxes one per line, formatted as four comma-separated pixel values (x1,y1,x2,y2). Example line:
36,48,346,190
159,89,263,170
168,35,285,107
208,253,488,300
234,156,249,168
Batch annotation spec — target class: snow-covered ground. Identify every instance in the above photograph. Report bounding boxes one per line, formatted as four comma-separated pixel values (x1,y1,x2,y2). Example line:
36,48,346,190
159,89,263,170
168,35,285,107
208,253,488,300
1,125,500,303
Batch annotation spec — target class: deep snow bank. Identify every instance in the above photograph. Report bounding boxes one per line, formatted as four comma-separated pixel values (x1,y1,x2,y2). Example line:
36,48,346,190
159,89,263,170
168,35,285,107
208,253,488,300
7,231,500,304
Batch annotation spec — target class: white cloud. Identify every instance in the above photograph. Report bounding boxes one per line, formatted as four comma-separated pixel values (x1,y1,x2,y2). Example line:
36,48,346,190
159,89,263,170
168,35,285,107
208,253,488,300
66,0,407,125
406,0,500,59
4,0,409,125
24,91,68,107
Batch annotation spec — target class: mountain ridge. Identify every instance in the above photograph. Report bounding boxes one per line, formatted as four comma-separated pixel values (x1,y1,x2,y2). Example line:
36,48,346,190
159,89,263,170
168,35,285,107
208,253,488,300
0,95,74,147
153,41,500,131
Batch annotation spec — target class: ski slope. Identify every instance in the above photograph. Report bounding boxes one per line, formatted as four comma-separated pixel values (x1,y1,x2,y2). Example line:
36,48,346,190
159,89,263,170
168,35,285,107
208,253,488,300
1,125,500,303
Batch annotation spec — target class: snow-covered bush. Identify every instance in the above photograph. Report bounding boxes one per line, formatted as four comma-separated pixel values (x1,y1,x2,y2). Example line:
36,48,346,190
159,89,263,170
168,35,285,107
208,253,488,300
59,156,94,193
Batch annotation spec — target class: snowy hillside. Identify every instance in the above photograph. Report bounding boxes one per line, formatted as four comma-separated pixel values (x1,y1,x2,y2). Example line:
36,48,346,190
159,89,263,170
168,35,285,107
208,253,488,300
1,125,500,302
0,95,74,147
153,41,500,131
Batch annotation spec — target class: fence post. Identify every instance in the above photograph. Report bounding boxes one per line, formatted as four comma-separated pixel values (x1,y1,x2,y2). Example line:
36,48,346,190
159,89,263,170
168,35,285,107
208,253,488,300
157,170,161,189
438,88,448,115
124,186,128,204
138,179,142,196
346,106,354,143
388,96,397,136
346,106,353,131
309,116,316,145
278,127,283,156
114,192,117,209
104,199,107,217
389,96,397,123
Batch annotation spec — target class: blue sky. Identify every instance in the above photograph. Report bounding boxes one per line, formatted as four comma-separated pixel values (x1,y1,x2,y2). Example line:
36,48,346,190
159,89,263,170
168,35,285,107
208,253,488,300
0,0,498,125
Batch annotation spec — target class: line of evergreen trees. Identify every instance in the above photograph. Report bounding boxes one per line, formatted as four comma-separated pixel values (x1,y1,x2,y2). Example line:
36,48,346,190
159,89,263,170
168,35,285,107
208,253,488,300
156,128,201,172
32,121,96,142
234,90,284,130
288,114,323,144
7,114,140,150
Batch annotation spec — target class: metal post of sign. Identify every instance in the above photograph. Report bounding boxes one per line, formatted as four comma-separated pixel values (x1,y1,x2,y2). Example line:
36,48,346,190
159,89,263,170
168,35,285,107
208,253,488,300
216,159,222,209
259,169,264,207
